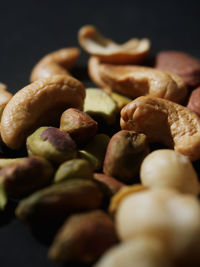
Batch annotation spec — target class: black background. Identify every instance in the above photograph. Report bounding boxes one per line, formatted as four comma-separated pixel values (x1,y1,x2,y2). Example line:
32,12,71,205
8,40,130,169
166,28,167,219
0,0,200,266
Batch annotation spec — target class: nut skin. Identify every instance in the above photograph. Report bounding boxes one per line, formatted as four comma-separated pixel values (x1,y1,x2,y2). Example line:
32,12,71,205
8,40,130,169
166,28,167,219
0,156,54,198
187,86,200,116
54,159,93,183
60,108,98,144
103,130,149,183
30,47,80,82
27,127,77,164
48,210,119,264
78,25,150,64
121,96,200,161
155,51,200,88
78,150,100,171
15,179,103,230
1,75,85,149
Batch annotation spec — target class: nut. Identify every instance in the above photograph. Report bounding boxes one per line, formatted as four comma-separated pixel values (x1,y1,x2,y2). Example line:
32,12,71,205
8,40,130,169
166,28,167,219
97,63,187,103
0,83,12,117
116,189,200,265
27,126,77,164
78,25,150,64
30,47,80,82
78,150,100,171
155,51,200,88
93,173,124,196
15,179,103,229
54,159,93,183
110,91,132,112
1,75,85,149
60,108,98,144
103,130,149,183
120,96,200,161
187,86,200,116
0,158,26,169
94,236,172,267
140,149,199,195
84,88,118,125
48,210,118,264
0,156,54,198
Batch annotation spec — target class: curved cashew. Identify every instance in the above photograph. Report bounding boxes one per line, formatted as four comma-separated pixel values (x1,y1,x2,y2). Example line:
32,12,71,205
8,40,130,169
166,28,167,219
0,83,12,116
30,47,80,82
1,75,85,149
120,96,200,161
78,25,150,64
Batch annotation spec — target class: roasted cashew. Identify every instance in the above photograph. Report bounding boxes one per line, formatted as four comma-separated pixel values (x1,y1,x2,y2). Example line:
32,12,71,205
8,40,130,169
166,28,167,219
0,83,12,116
30,47,80,82
120,96,200,161
78,25,150,64
1,75,85,149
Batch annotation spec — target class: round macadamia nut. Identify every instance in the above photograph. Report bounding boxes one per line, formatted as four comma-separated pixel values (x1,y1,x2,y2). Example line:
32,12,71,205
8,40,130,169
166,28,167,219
140,149,199,195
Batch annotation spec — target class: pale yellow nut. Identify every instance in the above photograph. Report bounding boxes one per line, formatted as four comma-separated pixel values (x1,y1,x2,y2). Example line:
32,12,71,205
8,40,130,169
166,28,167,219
30,47,80,82
140,149,199,195
78,25,150,64
121,96,200,161
88,57,108,88
95,236,173,267
116,189,200,263
99,63,187,103
1,75,85,149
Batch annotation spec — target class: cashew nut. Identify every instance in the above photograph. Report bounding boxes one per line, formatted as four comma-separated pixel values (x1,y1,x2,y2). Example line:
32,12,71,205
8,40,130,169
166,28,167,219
30,47,80,82
0,83,12,116
121,96,200,161
140,149,199,195
1,75,85,149
78,25,150,64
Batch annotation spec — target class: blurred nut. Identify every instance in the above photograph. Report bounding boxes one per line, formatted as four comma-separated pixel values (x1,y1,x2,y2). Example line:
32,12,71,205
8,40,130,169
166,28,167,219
60,108,98,144
78,150,100,171
0,83,12,118
27,127,77,164
187,86,200,116
84,88,118,125
103,130,149,183
98,63,187,103
54,159,93,183
16,179,103,229
0,156,54,198
0,186,7,211
110,91,132,111
49,210,118,264
109,184,148,216
1,75,85,149
78,25,150,64
30,47,80,82
121,96,200,161
94,236,173,267
155,51,200,88
140,149,199,195
0,158,26,169
88,57,107,88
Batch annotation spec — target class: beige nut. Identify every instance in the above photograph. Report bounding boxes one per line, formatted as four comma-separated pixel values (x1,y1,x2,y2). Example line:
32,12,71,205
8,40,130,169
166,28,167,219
30,47,80,82
140,149,199,195
1,75,85,149
0,83,12,116
78,25,150,64
98,63,187,103
121,96,200,161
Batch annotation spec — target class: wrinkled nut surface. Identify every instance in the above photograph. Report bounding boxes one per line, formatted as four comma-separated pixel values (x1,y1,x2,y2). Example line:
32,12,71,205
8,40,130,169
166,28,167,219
27,127,77,164
103,130,149,183
98,63,187,103
16,179,103,229
109,184,148,216
30,47,80,82
94,236,173,267
60,108,98,144
49,210,118,264
116,189,200,265
54,159,93,183
0,156,54,198
1,75,85,149
140,149,199,195
84,88,118,125
187,86,200,116
155,51,200,88
121,96,200,161
78,25,150,64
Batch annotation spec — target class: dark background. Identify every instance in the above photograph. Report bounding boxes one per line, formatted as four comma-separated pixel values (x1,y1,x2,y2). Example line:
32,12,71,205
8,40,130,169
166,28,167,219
0,0,200,266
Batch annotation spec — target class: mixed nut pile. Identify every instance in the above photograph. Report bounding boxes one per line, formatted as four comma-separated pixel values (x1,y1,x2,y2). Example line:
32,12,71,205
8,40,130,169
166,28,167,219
1,25,200,266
